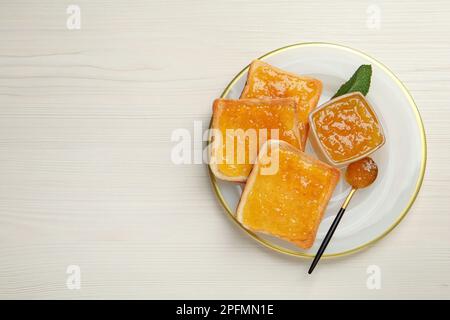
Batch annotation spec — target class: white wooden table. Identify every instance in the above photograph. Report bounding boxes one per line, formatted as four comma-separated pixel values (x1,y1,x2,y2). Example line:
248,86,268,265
0,0,449,299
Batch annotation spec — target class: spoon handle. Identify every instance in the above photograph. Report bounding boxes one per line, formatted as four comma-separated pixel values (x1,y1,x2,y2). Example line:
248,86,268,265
308,207,346,274
308,188,357,274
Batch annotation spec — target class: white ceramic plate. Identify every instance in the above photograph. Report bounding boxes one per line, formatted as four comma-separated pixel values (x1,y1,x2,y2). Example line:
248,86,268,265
209,43,426,258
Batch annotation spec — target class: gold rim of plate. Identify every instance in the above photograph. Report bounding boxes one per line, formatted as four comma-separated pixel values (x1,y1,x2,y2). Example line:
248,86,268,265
208,42,427,259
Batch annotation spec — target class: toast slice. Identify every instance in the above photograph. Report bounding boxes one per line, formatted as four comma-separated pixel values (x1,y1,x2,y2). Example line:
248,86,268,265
240,60,322,150
236,140,340,249
209,98,302,182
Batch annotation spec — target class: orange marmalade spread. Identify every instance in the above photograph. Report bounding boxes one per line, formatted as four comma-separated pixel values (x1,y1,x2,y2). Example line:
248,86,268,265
345,157,378,189
241,60,322,150
238,141,340,249
312,93,384,163
212,98,301,179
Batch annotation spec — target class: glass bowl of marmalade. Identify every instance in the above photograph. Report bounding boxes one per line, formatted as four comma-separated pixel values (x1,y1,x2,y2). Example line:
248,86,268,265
308,92,385,167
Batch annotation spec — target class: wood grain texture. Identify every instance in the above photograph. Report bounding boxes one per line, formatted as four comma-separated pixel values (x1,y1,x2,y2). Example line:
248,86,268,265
0,0,449,299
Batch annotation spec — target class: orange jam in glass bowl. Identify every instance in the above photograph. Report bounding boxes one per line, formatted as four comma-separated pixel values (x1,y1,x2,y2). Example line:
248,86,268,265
309,92,385,166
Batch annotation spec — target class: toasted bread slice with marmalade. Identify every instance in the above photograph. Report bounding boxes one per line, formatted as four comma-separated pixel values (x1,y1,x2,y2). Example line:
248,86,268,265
240,60,322,150
209,98,302,182
236,140,340,249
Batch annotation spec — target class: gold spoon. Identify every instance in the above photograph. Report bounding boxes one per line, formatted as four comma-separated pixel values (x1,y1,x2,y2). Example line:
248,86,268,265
308,157,378,274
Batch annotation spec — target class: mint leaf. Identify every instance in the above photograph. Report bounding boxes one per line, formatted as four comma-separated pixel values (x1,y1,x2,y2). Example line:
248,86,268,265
332,65,372,98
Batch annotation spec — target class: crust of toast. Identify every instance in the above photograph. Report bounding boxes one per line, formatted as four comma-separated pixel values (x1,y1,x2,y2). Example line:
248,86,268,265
236,140,340,249
240,60,323,101
209,98,301,182
209,98,246,182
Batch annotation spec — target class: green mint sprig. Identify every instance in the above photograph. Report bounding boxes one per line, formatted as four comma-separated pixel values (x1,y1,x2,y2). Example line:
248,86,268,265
332,64,372,98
